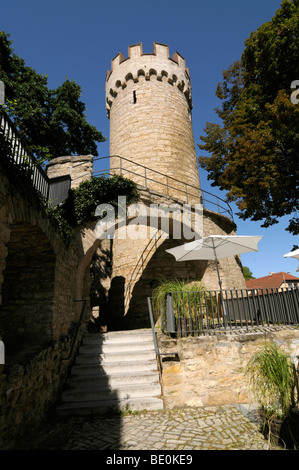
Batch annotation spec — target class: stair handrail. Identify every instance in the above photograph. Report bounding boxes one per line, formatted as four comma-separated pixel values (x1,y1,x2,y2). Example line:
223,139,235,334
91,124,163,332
62,299,87,361
147,296,178,362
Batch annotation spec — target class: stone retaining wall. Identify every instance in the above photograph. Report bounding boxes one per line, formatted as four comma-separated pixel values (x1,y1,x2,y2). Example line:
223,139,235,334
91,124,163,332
0,165,90,450
0,339,72,450
158,327,299,409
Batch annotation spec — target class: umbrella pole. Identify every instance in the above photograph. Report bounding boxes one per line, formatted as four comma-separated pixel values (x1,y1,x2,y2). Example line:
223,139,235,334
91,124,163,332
212,240,227,321
212,240,222,292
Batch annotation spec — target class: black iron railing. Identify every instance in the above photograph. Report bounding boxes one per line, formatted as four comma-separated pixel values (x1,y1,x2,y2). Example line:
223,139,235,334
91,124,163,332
62,299,87,361
148,287,299,337
0,108,70,206
72,155,234,221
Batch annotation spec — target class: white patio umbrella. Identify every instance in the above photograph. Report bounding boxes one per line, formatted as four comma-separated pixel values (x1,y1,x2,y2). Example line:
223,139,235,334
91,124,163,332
284,248,299,272
165,235,263,291
284,248,299,261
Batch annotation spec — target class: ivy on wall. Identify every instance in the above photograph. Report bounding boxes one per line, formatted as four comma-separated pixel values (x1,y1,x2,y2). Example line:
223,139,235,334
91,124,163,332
0,128,139,246
48,174,139,244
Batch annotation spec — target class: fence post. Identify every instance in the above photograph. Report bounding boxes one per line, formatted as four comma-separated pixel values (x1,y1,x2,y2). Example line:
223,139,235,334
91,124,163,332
166,293,176,334
147,297,160,356
291,288,299,323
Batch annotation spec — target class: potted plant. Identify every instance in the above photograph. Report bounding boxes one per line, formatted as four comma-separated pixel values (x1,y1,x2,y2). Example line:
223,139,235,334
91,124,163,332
245,342,299,449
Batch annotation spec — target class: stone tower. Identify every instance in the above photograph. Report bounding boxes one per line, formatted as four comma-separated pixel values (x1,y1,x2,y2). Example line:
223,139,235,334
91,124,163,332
105,42,200,202
45,43,245,331
103,42,245,329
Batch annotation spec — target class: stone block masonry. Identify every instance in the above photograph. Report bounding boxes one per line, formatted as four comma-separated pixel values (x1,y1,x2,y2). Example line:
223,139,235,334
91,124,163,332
158,326,299,409
103,43,246,328
0,165,90,449
106,43,200,202
47,155,93,189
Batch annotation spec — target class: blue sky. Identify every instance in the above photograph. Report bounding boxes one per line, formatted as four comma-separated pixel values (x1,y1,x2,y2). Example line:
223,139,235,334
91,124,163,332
1,0,298,278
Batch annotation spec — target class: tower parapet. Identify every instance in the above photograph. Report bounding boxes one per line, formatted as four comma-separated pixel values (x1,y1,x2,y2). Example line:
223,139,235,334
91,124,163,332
106,42,200,202
106,42,192,118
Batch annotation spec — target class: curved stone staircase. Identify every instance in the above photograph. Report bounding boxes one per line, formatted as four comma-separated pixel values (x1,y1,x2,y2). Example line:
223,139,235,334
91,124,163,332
56,329,163,416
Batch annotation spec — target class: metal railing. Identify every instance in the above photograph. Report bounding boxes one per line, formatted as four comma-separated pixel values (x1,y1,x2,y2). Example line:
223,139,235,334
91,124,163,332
0,108,71,206
148,296,179,361
148,286,299,337
124,229,164,309
72,155,234,221
62,299,87,361
0,106,233,220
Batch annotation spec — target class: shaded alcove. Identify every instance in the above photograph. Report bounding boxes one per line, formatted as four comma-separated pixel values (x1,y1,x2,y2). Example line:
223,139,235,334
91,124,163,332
120,236,208,330
88,242,114,331
0,222,56,362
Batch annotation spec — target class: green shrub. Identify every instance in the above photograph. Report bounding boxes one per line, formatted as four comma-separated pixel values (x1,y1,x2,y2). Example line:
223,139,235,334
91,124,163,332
62,174,139,227
245,342,298,420
152,277,206,321
47,174,139,243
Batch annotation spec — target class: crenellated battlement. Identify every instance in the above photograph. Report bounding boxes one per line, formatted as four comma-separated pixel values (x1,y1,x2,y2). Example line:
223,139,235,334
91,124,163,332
105,42,192,117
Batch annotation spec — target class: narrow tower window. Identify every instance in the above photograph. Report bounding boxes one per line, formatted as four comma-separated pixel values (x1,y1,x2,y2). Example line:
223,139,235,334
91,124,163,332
133,91,137,104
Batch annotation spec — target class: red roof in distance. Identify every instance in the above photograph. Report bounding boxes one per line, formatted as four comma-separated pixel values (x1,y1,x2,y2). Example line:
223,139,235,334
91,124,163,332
246,272,299,290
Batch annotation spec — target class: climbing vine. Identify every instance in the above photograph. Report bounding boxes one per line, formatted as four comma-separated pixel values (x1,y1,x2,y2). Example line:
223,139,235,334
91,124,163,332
61,174,139,226
48,174,139,243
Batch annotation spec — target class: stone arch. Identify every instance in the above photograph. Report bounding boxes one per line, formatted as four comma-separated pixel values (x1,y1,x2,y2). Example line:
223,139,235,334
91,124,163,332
75,236,100,309
109,88,117,98
0,168,79,359
94,198,205,329
125,72,134,82
137,69,145,78
74,225,113,331
177,80,185,92
124,235,208,328
149,68,157,78
106,97,112,109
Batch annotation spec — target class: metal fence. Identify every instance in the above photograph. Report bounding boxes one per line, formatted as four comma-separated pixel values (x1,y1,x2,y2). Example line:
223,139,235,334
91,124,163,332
0,108,70,206
72,155,234,221
148,287,299,337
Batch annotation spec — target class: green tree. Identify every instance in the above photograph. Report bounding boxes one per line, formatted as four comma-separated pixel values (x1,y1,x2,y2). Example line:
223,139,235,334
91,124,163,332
0,31,105,161
242,266,255,281
198,0,299,235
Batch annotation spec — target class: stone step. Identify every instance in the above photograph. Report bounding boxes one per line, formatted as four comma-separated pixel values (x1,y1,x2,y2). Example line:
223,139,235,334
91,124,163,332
75,350,157,365
83,330,153,345
71,359,158,376
68,370,160,388
56,397,164,416
79,341,155,355
57,328,163,416
62,382,162,403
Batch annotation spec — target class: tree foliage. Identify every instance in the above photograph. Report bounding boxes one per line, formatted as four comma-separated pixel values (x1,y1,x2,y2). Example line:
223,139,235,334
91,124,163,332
0,31,105,161
242,266,255,281
198,1,299,235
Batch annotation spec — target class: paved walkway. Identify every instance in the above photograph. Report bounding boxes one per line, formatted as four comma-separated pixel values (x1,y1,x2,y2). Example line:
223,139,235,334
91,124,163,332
18,404,271,451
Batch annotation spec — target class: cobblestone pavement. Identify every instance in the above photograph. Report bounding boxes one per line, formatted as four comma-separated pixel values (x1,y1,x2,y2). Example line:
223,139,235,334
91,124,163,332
18,404,271,451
